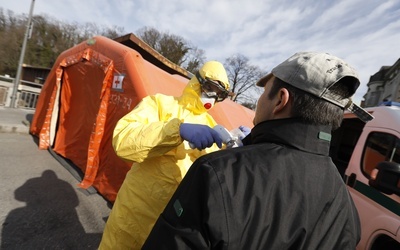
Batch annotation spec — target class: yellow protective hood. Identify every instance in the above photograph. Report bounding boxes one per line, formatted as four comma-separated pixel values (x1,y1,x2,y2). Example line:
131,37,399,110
199,61,230,90
179,78,208,114
179,61,229,114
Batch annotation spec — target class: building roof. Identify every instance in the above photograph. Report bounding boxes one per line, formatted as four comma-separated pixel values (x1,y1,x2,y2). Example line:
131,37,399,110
369,66,390,82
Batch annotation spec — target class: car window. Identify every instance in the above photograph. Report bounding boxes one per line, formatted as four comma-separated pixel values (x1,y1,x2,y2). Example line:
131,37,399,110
362,132,400,177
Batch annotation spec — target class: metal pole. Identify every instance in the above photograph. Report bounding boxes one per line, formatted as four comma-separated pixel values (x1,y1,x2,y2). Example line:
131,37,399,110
10,0,36,108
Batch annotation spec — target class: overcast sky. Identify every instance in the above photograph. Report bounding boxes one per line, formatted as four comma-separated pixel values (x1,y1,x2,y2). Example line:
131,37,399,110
3,0,400,104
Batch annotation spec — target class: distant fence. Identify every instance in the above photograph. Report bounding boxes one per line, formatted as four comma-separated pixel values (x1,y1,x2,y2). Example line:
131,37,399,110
0,75,42,109
0,86,7,105
18,90,40,109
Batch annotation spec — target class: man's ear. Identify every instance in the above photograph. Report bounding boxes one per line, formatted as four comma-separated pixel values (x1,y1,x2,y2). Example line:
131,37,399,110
272,88,291,115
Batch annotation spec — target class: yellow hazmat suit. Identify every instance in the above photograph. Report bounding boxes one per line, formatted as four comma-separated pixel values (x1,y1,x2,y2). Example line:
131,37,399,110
99,61,229,249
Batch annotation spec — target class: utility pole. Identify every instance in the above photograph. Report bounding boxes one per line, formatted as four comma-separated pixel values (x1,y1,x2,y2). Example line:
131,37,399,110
10,0,36,108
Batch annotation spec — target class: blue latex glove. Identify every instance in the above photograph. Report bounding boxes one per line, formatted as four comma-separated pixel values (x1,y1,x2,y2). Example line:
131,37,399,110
180,123,223,150
238,125,251,139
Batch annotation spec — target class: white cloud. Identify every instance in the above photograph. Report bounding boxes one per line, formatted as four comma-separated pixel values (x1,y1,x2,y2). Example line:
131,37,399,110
2,0,400,104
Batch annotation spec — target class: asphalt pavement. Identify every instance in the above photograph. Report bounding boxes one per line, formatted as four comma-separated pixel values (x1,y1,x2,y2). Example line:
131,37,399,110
0,107,112,249
0,107,33,134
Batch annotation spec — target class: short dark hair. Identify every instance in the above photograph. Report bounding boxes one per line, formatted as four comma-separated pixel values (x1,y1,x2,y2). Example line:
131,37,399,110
268,77,354,130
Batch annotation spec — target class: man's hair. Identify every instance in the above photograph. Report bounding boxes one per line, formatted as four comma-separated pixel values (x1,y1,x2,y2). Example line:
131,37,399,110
268,77,354,130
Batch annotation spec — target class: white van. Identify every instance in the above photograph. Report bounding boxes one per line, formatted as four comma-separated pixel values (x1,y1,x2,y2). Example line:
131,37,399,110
330,102,400,249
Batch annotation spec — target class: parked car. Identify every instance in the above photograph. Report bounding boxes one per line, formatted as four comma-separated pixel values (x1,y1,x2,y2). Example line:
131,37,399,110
330,102,400,249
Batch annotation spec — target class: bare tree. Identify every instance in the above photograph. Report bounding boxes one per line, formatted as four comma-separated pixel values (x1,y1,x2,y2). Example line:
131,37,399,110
181,44,206,73
224,54,265,108
100,25,125,39
137,27,188,64
136,26,160,49
158,33,189,65
0,8,125,76
136,26,205,73
0,9,26,75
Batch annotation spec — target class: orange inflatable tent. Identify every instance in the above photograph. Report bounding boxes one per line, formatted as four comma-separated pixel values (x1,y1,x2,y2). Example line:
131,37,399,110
30,35,254,203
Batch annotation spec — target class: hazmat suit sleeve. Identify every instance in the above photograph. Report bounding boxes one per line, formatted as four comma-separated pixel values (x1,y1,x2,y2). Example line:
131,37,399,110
112,95,183,163
142,156,227,249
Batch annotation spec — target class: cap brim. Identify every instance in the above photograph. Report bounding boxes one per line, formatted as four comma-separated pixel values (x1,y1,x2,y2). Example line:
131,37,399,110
256,73,273,87
347,102,374,123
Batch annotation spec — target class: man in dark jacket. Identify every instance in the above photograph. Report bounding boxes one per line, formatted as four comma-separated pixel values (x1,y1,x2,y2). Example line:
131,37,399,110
143,52,373,249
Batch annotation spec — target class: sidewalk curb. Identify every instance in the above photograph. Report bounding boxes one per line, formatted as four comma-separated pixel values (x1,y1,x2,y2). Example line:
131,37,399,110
0,124,30,134
0,122,29,134
0,107,34,134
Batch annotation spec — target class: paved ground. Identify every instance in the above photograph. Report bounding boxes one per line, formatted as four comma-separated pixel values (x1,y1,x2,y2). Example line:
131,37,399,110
0,107,112,249
0,107,33,134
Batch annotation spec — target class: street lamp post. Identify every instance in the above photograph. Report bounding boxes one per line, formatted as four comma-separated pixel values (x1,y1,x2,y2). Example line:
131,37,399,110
10,0,36,108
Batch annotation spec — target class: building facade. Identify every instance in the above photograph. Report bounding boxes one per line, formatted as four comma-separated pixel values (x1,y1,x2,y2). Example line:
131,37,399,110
0,64,50,108
363,58,400,107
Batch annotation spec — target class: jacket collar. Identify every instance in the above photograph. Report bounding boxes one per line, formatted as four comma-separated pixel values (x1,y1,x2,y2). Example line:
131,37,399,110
250,118,332,156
